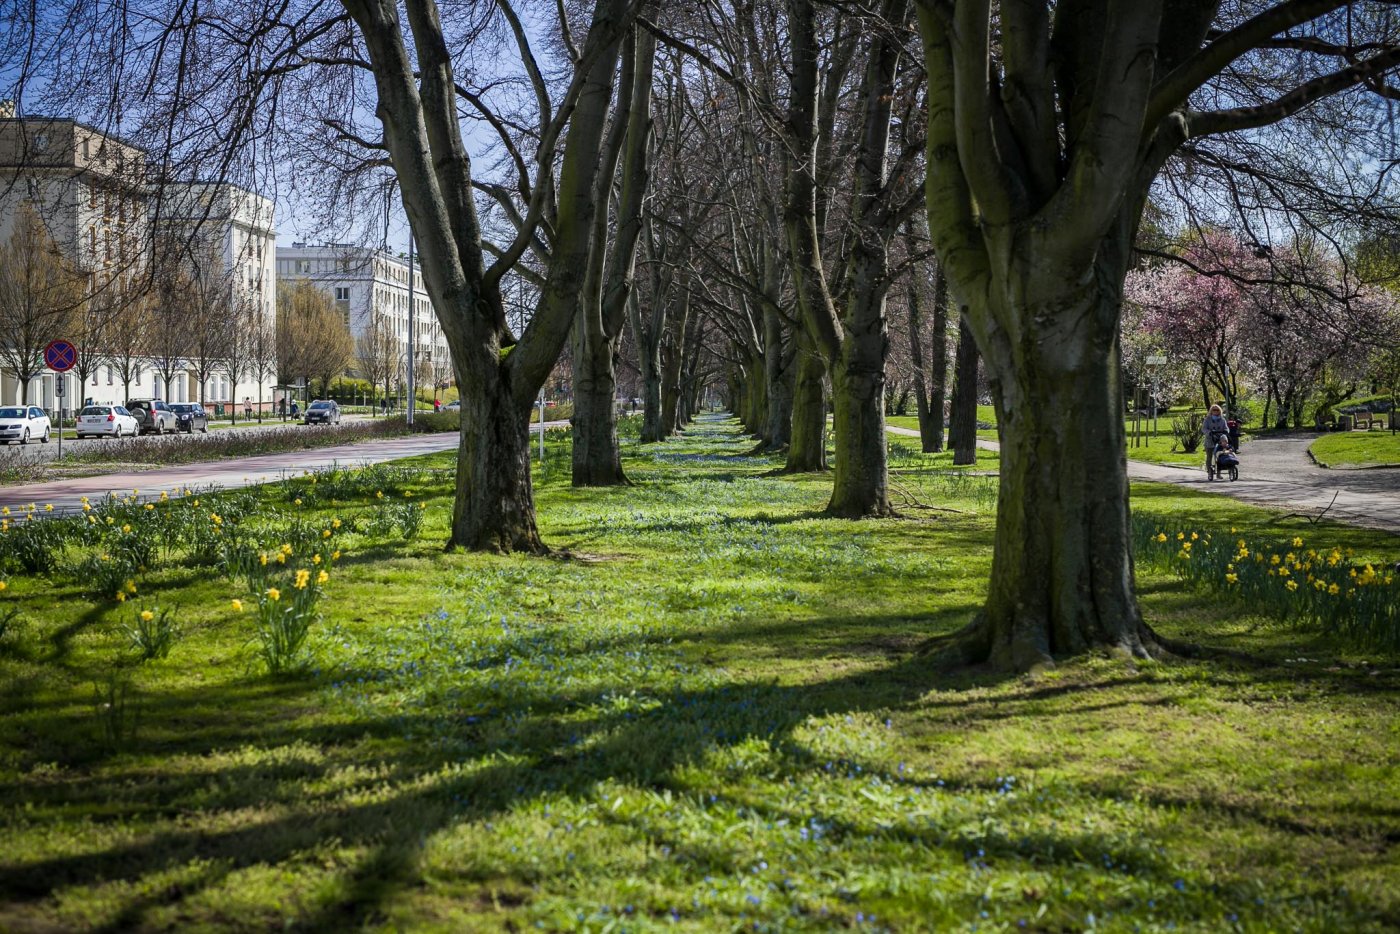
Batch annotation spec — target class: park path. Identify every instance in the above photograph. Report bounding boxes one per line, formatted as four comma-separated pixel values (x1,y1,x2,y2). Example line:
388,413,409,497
887,425,1400,536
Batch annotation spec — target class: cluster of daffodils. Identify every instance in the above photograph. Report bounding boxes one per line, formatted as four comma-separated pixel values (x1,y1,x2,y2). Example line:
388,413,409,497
1138,522,1400,649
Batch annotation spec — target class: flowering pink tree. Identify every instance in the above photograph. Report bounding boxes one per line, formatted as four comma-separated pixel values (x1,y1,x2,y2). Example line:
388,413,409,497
1125,232,1263,416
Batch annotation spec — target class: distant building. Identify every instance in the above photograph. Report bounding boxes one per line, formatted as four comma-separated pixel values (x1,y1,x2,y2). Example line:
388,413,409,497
0,116,279,411
275,243,452,389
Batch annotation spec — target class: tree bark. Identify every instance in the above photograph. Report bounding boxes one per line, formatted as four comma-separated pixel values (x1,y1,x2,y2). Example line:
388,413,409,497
571,27,655,486
763,312,794,450
451,375,542,553
948,320,978,466
784,331,827,472
909,262,949,452
961,290,1152,670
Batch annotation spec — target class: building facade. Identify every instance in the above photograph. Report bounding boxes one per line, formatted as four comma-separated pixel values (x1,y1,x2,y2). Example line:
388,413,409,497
0,117,278,411
275,243,452,393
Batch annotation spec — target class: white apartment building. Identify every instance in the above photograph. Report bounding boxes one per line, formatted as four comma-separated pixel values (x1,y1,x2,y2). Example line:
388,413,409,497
0,117,150,409
0,116,279,411
275,243,452,390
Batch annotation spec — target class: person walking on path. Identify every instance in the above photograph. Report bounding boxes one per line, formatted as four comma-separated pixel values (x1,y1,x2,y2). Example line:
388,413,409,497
1202,404,1230,479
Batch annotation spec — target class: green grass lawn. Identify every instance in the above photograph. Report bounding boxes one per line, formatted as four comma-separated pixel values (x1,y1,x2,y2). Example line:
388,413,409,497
1,417,1398,931
887,408,1211,467
1310,430,1400,467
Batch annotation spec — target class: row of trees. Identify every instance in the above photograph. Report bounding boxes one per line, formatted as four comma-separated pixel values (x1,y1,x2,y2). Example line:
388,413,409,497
20,0,1400,669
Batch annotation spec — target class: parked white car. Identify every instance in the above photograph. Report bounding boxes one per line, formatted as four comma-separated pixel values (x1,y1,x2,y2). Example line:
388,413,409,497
76,404,139,439
0,405,52,445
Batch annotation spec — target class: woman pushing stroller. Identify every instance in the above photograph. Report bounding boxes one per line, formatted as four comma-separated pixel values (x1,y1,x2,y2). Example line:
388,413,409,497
1202,404,1239,481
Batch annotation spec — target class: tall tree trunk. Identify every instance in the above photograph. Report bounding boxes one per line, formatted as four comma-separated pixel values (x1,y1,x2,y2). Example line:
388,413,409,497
827,266,893,517
784,332,827,472
571,27,654,486
764,313,794,450
948,321,979,466
963,289,1149,670
909,262,949,452
452,369,542,552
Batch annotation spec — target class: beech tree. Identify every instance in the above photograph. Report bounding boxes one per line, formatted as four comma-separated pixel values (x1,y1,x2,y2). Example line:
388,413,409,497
914,0,1400,668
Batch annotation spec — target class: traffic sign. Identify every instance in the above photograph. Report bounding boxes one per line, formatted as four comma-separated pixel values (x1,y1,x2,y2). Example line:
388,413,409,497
44,339,77,372
55,379,65,396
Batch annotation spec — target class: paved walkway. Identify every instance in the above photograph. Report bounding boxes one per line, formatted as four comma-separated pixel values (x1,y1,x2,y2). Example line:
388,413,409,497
888,426,1400,535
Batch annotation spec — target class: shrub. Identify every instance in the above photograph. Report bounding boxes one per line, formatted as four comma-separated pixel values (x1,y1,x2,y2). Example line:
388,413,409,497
411,411,459,433
72,551,142,602
0,517,67,575
125,606,180,661
1170,413,1203,453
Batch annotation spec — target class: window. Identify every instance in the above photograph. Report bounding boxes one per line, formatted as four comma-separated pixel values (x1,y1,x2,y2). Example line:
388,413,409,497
106,367,113,385
335,287,351,302
298,260,310,274
135,367,142,386
89,186,97,209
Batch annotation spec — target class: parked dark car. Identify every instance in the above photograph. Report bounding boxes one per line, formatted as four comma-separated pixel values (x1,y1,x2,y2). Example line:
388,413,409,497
170,403,210,434
303,400,341,426
125,398,178,435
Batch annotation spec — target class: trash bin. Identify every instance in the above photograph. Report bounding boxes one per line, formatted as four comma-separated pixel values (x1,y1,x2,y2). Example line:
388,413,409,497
1338,415,1352,431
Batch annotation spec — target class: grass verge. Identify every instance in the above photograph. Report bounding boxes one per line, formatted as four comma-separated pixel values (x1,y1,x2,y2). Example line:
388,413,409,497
1310,430,1400,468
0,416,1397,931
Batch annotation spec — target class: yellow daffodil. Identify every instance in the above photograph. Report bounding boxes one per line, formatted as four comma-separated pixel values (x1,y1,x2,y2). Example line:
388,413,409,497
144,503,154,511
295,569,311,589
376,491,384,499
260,553,268,566
44,503,53,512
312,554,322,565
332,518,341,529
1285,580,1298,591
1225,573,1238,584
276,553,287,564
140,610,154,622
125,580,137,593
1176,532,1184,541
331,550,341,561
316,570,329,585
1155,532,1167,543
322,529,331,539
1292,537,1303,547
231,599,243,612
1270,554,1281,565
1190,532,1199,541
121,524,131,533
1328,583,1340,595
281,543,293,554
115,592,126,602
0,580,7,591
294,498,302,506
266,587,281,601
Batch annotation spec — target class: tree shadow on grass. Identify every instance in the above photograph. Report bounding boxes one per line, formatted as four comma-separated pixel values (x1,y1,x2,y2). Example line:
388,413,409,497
2,606,1397,929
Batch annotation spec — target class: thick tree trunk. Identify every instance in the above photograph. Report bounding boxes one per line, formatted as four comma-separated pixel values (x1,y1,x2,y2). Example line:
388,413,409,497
948,322,978,466
784,334,827,472
762,308,793,450
451,380,542,553
571,341,626,485
966,323,1153,670
828,363,892,515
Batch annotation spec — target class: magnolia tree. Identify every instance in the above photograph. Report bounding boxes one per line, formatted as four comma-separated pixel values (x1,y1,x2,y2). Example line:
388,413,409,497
1124,232,1262,415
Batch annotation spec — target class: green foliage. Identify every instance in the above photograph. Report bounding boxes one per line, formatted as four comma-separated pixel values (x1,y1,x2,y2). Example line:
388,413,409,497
125,606,181,662
1134,518,1400,650
90,669,139,752
0,515,66,575
250,569,326,675
410,410,459,433
1170,412,1203,453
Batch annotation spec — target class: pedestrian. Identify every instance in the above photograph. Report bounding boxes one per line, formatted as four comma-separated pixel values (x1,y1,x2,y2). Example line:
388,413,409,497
1202,404,1230,479
244,396,253,419
291,400,299,418
278,397,286,418
433,398,441,412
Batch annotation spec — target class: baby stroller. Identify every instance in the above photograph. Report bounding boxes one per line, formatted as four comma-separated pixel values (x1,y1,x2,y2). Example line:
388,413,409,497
1208,429,1239,482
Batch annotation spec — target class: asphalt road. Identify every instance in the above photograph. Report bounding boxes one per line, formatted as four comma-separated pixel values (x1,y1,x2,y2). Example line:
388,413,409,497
0,414,380,465
0,420,568,515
